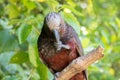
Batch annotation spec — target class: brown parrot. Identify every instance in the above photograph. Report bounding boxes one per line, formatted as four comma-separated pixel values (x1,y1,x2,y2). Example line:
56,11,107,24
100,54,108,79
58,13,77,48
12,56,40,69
37,12,87,80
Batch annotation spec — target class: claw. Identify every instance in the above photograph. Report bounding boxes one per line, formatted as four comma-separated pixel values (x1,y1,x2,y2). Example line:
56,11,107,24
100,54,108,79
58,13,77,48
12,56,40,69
53,29,70,50
55,41,70,50
61,44,70,50
55,72,60,77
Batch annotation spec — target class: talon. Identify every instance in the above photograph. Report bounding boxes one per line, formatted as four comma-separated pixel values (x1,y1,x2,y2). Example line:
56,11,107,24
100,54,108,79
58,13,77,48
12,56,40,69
54,41,70,50
55,72,60,77
61,44,70,49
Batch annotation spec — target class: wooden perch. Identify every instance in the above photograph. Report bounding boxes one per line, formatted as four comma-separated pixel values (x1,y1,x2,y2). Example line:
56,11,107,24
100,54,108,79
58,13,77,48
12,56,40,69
55,46,104,80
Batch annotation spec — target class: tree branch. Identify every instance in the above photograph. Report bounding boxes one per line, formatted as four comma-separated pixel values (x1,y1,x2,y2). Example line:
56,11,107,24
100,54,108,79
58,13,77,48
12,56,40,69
55,46,104,80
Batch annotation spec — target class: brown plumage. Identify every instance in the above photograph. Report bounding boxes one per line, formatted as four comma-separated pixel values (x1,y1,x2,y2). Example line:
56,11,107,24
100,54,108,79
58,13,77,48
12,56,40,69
37,12,87,80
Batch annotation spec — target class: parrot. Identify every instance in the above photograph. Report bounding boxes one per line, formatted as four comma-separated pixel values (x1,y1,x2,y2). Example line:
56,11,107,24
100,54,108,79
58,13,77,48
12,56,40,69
37,12,87,80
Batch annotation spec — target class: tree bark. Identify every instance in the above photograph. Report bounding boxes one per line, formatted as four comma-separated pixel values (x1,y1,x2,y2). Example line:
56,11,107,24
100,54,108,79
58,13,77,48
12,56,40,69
55,46,104,80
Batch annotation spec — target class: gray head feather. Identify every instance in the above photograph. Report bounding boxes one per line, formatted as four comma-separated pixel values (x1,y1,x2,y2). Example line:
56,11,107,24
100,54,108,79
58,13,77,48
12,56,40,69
46,12,61,31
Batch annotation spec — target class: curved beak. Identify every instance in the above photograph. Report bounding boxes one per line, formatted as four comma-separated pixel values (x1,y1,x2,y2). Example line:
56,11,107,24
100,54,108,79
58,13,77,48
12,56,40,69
53,29,60,43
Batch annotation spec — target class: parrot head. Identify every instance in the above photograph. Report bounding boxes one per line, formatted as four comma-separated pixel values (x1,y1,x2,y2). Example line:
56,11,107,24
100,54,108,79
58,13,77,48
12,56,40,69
45,12,61,31
44,12,68,49
45,12,66,43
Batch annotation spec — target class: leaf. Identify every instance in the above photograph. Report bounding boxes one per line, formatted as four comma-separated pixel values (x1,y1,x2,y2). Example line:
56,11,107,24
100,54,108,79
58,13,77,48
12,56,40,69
109,21,119,36
0,19,13,29
37,64,54,80
101,30,110,44
22,0,36,11
0,52,14,66
62,5,83,16
28,44,38,67
9,52,29,64
27,27,40,67
82,38,90,48
47,0,59,11
5,3,20,19
61,12,81,35
17,24,32,44
115,17,120,28
0,30,19,52
2,75,20,80
0,52,18,74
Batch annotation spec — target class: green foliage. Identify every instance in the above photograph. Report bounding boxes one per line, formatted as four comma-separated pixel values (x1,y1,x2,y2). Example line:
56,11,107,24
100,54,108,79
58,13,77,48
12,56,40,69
18,24,32,44
0,0,120,80
61,12,81,34
10,51,29,64
0,29,19,52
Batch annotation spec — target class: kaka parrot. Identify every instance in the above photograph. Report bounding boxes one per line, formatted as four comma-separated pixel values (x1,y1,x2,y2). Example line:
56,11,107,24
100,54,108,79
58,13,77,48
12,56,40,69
37,12,87,80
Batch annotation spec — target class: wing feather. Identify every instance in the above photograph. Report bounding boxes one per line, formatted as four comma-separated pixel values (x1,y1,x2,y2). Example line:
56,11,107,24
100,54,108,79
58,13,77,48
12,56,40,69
68,25,88,80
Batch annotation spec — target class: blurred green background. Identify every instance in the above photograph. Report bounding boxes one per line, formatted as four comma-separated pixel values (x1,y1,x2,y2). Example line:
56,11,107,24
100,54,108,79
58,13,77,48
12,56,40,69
0,0,120,80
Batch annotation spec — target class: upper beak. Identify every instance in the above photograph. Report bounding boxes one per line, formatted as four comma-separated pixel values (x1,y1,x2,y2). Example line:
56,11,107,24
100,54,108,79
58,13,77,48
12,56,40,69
53,29,60,43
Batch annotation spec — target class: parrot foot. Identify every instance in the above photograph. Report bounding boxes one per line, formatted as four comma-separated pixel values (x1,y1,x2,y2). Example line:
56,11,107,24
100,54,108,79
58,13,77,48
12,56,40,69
54,41,70,50
53,72,60,80
55,72,60,77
